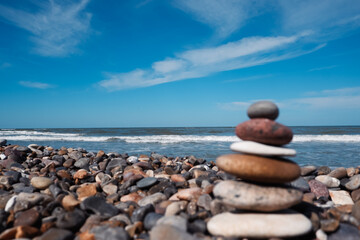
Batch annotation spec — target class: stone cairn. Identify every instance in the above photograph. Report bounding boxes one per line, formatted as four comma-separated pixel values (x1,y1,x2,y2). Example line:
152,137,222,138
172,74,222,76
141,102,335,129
208,101,312,239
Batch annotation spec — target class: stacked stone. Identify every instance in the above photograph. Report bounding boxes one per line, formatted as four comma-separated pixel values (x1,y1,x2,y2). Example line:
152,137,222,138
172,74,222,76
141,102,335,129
208,101,312,239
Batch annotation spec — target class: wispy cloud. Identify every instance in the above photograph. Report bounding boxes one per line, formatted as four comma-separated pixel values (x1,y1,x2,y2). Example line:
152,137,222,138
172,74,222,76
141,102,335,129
279,0,360,39
19,81,55,89
173,0,265,38
222,74,274,83
99,32,324,91
0,0,91,57
308,65,338,72
220,86,360,111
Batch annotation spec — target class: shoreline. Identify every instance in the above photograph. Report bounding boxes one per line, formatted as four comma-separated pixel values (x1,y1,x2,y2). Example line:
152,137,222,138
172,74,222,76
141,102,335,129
0,142,359,239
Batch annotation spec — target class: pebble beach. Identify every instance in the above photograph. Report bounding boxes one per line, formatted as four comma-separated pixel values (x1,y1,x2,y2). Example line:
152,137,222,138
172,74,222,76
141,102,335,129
0,141,360,239
1,102,360,240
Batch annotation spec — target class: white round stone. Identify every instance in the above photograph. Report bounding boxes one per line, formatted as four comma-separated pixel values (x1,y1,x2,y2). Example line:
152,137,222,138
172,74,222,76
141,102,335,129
315,175,340,188
230,141,296,157
207,212,312,238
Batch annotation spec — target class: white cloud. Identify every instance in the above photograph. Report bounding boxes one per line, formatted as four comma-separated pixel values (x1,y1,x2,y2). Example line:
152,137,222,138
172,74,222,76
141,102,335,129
0,0,91,57
308,65,338,72
173,0,264,38
221,86,360,111
279,0,360,39
99,32,323,91
19,81,55,89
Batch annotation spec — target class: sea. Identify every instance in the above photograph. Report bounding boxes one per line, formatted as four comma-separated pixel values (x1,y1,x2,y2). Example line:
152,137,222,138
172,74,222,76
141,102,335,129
1,126,360,168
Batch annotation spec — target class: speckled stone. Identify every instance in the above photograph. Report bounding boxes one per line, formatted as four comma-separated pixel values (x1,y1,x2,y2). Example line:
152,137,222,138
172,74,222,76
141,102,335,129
235,119,293,146
308,180,329,199
213,180,303,212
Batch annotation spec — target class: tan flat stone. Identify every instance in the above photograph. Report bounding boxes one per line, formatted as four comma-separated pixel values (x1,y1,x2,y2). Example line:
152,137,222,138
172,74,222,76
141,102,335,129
213,180,303,212
216,154,300,183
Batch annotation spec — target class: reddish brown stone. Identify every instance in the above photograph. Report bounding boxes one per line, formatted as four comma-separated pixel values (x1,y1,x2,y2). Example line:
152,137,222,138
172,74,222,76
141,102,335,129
76,183,98,201
303,192,316,203
120,192,143,203
63,158,75,168
74,169,89,180
14,208,40,227
235,118,293,146
308,180,329,199
0,226,39,239
56,170,72,180
62,194,80,211
170,174,186,183
155,200,173,215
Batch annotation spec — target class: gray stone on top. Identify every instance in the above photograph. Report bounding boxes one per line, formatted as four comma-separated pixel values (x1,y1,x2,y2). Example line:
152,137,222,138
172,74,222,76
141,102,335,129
247,101,279,120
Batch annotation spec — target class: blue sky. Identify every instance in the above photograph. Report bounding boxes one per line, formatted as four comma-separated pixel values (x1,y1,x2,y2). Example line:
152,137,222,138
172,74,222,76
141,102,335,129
0,0,360,128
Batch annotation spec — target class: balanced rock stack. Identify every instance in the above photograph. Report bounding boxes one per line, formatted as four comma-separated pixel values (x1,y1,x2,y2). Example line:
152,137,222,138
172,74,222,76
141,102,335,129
208,101,312,239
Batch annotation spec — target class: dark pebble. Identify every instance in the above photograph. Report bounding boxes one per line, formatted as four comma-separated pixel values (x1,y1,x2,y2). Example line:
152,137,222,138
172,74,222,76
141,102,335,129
131,204,154,222
37,228,74,240
136,177,158,189
328,223,360,240
90,225,130,240
188,219,207,233
80,196,119,218
14,208,40,227
56,208,86,230
144,212,162,230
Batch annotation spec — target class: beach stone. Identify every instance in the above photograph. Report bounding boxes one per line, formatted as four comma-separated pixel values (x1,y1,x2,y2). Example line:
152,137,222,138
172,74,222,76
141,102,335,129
131,204,154,222
74,158,90,169
345,174,360,190
56,208,86,230
61,194,80,211
156,215,187,231
328,223,360,240
0,139,6,146
165,201,187,216
169,187,203,201
213,180,303,212
136,177,158,189
315,175,340,188
144,212,163,230
150,224,197,240
197,194,212,211
30,177,52,190
207,212,312,238
347,167,356,177
76,183,97,200
309,180,330,199
74,169,89,180
247,100,279,120
90,226,130,240
235,119,293,146
0,225,39,239
303,192,316,203
230,141,296,156
352,201,360,221
102,184,118,195
37,228,74,240
80,196,119,217
351,188,360,202
120,192,143,203
14,208,40,227
289,177,310,192
328,167,347,179
216,154,300,183
106,158,127,172
68,151,83,160
170,174,186,182
317,166,331,175
188,219,206,234
329,190,354,205
138,193,167,207
321,218,340,232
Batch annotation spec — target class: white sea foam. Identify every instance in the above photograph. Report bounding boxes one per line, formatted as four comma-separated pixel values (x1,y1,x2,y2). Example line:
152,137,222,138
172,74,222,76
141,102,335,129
1,130,360,143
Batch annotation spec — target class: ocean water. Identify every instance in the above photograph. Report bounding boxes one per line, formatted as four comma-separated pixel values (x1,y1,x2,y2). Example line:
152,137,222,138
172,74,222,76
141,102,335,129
1,126,360,167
